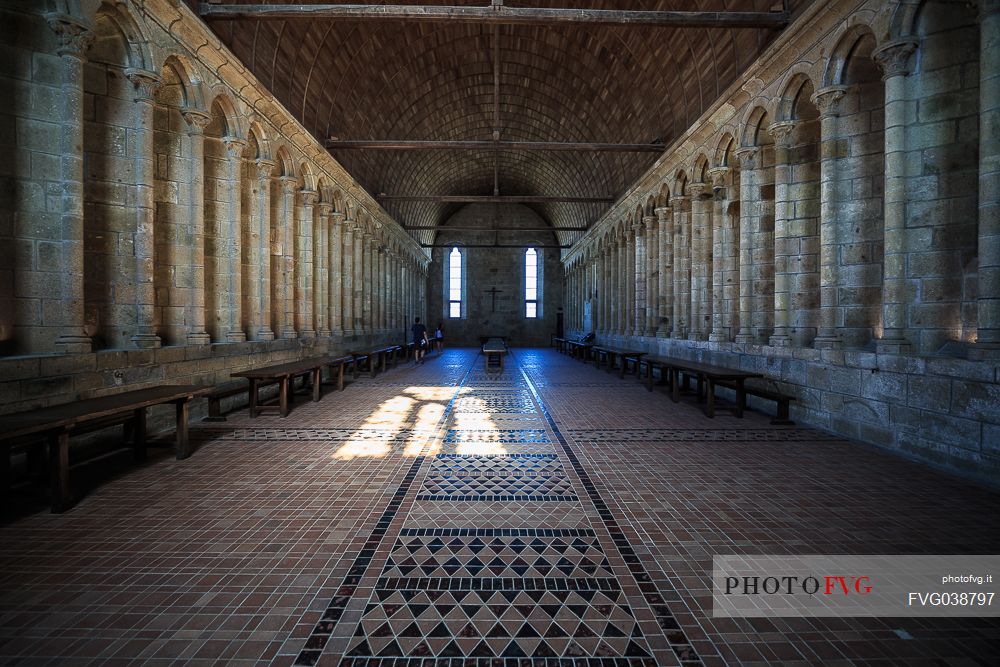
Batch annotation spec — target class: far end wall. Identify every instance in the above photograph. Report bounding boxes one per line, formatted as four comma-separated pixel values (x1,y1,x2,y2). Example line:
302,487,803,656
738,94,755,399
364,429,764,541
427,204,563,347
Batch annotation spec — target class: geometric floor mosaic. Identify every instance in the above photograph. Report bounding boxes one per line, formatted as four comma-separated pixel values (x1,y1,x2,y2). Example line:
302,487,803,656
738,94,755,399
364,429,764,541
331,350,678,665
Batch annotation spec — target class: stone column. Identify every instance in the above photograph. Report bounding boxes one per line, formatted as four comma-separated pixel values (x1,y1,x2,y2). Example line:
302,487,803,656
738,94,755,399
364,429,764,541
643,215,658,336
625,230,635,335
276,177,297,339
599,246,608,333
330,212,345,336
655,207,672,337
315,202,332,337
734,148,758,344
250,159,276,340
633,223,646,336
614,236,628,336
364,234,375,334
126,69,163,349
973,0,1000,358
811,86,847,349
708,167,730,342
380,246,388,332
343,221,356,336
181,108,212,345
689,183,712,341
768,121,797,347
46,14,93,354
671,197,690,339
222,138,247,342
873,39,918,354
353,228,364,334
296,189,317,338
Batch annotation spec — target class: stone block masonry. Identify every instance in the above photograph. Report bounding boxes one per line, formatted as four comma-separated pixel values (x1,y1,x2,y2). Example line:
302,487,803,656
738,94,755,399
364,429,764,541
562,0,1000,487
0,0,428,415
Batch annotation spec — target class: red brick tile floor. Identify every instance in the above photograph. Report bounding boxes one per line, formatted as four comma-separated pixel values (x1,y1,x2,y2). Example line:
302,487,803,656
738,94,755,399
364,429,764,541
0,347,996,666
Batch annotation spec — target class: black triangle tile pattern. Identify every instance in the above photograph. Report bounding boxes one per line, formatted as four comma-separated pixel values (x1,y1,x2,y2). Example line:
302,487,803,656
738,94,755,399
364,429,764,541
381,531,614,579
295,350,703,666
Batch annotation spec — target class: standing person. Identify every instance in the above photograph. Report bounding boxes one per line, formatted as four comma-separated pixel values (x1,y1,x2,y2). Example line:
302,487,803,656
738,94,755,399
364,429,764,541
435,322,444,352
412,317,429,364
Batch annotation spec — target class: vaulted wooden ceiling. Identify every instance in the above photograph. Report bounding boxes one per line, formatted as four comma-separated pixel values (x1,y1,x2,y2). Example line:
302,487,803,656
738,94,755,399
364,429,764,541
196,1,804,246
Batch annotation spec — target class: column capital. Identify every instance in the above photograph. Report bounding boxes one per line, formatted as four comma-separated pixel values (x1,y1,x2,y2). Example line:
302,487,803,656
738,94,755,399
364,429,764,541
873,39,918,80
278,175,298,194
734,146,759,171
125,68,162,103
298,188,318,206
316,201,334,217
255,159,277,181
222,136,247,158
45,13,93,59
631,221,644,235
708,166,729,189
653,206,671,221
642,214,657,228
181,107,211,134
810,85,849,118
688,182,711,199
767,120,798,145
670,194,690,209
330,211,347,225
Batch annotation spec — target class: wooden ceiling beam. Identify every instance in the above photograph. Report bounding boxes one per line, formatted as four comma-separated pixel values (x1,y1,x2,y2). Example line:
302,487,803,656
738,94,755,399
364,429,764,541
198,4,790,29
405,226,587,231
327,139,664,152
382,195,612,204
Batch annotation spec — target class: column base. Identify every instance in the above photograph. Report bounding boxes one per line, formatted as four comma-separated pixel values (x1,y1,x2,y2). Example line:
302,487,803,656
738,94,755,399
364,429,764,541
55,334,92,355
813,334,842,350
768,334,792,347
131,334,162,349
280,328,297,339
708,331,729,343
734,332,754,345
671,331,686,340
656,327,670,339
318,329,332,337
876,337,912,354
688,331,705,342
256,328,275,341
299,329,316,339
968,342,1000,360
227,331,247,343
186,332,211,345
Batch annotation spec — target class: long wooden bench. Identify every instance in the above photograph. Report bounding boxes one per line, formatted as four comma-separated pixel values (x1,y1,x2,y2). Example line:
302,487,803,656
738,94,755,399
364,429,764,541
323,355,353,391
714,379,796,425
232,358,325,418
638,355,761,418
0,384,208,512
591,345,646,379
203,379,248,422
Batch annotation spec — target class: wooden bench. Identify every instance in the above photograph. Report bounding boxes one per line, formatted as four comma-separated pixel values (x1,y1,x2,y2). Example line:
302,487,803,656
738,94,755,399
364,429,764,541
323,355,353,391
0,385,208,512
203,379,248,422
638,355,761,418
482,337,508,372
715,379,796,425
565,339,594,361
232,358,325,418
592,345,646,379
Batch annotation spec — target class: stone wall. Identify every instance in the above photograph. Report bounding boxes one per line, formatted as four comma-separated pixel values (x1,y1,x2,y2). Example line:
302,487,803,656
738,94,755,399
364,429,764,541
562,0,1000,487
427,204,563,347
0,0,428,416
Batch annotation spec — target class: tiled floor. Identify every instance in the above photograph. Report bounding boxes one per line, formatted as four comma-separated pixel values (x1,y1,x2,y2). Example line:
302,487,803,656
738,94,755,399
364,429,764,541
0,347,998,666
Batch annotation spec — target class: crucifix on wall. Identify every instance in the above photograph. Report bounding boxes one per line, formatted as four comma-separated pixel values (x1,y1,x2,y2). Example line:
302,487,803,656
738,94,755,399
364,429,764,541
485,286,503,313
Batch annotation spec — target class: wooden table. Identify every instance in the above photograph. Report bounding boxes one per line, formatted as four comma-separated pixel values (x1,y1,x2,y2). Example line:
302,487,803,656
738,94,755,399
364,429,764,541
482,337,508,372
0,385,208,512
640,355,762,418
232,358,325,417
591,345,646,378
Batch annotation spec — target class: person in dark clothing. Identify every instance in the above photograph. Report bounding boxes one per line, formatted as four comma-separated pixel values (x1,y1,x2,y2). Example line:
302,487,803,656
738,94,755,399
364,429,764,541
411,317,429,364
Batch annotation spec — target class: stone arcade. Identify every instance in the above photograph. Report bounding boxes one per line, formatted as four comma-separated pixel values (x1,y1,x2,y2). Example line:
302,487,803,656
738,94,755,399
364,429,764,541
0,0,999,665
